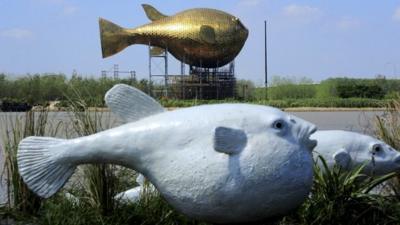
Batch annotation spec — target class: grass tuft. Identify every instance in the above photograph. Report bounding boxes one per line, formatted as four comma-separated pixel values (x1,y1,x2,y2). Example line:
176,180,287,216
283,156,400,225
374,94,400,196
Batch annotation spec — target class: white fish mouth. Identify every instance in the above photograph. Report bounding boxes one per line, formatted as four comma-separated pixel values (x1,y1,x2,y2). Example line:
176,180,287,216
307,139,318,150
305,126,318,150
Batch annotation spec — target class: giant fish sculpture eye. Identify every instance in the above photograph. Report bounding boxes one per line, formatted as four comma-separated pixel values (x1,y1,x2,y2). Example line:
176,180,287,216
99,4,249,68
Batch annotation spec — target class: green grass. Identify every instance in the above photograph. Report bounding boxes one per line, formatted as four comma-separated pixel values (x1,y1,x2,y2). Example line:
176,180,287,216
159,98,387,108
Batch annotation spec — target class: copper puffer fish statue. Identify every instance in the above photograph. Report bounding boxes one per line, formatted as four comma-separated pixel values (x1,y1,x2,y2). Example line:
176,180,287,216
99,4,249,68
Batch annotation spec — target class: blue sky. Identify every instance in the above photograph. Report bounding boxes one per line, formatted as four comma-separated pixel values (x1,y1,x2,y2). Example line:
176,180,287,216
0,0,399,85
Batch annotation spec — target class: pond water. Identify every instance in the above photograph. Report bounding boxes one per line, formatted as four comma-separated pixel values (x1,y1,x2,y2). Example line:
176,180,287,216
0,110,385,204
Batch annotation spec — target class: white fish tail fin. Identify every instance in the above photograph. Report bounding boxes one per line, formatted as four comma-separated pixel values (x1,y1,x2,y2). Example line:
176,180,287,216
99,18,136,58
17,137,76,198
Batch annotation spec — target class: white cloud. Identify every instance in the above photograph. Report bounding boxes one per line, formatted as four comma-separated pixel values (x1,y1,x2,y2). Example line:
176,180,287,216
0,28,33,39
63,5,78,15
238,0,261,7
336,17,361,30
282,4,322,20
393,6,400,22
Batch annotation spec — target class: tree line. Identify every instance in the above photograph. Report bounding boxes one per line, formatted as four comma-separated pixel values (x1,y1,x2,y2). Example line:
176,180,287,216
0,73,150,107
255,76,400,100
1,73,399,110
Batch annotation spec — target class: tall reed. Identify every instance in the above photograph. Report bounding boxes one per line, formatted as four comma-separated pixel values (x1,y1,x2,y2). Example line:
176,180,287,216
374,94,400,196
65,87,127,216
1,109,62,214
374,94,400,150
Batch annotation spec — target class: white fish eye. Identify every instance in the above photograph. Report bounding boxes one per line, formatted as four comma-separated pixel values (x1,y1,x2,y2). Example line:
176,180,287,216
371,144,382,154
272,120,285,130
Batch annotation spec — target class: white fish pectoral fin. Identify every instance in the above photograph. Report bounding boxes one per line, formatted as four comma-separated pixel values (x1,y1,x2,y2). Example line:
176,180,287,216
200,25,216,44
17,137,75,198
333,148,351,169
214,127,247,155
105,84,166,123
142,4,168,21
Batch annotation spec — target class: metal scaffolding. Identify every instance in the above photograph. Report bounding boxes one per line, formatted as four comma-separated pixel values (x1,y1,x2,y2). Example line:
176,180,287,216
148,45,168,97
101,64,136,81
147,46,236,100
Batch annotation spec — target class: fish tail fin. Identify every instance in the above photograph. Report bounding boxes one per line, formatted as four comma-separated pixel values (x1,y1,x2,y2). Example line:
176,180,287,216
99,18,135,58
17,137,76,198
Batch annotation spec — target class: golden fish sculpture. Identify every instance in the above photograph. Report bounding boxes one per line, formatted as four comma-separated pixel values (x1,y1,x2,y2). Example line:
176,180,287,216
99,4,249,68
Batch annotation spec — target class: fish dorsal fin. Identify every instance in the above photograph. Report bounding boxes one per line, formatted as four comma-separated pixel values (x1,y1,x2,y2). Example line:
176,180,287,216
214,127,247,155
105,84,165,123
200,25,216,44
142,4,168,21
333,148,351,169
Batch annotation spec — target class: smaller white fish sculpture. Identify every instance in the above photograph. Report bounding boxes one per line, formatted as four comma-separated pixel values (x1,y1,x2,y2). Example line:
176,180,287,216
116,186,143,204
18,84,317,224
312,130,400,175
115,174,157,204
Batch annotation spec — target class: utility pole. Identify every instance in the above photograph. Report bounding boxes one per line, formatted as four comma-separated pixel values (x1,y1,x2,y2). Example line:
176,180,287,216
264,20,268,100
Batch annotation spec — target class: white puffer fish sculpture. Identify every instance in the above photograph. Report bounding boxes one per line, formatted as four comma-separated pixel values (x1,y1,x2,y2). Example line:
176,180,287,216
18,84,317,224
312,130,400,175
